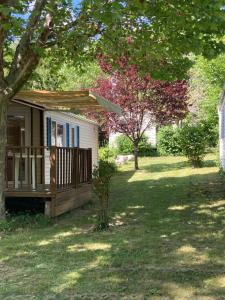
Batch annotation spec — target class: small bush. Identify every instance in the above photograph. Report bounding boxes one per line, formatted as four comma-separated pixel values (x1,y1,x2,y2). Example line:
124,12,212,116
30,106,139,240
115,134,156,156
138,135,157,156
200,119,218,148
115,135,133,154
0,213,51,234
99,145,117,161
92,160,117,230
178,123,208,167
157,126,182,156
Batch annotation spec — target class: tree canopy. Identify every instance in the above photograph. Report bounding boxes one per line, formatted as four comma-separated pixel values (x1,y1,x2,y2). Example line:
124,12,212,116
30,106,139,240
26,59,103,91
0,0,225,217
188,53,225,123
1,0,225,92
92,58,188,169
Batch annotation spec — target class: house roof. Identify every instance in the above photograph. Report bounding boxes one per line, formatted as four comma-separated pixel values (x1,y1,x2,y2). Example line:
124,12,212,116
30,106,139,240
13,90,122,115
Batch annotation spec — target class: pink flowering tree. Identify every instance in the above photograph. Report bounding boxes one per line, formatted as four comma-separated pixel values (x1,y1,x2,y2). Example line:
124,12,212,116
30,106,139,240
92,59,188,170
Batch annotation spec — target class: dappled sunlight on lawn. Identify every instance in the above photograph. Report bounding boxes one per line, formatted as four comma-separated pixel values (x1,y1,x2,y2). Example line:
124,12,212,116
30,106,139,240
205,275,225,289
51,271,81,293
67,242,111,253
2,154,225,298
199,199,225,209
163,282,195,299
175,244,209,265
168,205,190,211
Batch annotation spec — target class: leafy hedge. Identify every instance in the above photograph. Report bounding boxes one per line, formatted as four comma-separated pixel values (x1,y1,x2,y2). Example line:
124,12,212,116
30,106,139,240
115,134,157,157
178,123,208,167
157,122,211,167
157,126,182,156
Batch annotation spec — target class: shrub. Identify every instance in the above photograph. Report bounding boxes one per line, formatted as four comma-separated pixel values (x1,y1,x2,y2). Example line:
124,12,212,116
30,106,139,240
115,134,156,156
138,135,157,157
115,134,133,154
157,126,182,156
92,160,117,230
178,123,208,167
99,145,117,161
200,119,218,148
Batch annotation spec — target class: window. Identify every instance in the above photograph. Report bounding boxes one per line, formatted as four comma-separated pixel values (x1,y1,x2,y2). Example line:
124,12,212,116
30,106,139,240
71,127,75,147
7,115,25,146
51,121,56,146
57,124,64,147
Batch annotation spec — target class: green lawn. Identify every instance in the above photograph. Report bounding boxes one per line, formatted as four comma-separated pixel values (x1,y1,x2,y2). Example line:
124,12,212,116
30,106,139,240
1,154,225,299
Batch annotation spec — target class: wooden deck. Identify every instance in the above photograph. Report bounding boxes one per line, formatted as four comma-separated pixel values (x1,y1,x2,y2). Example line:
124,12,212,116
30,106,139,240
5,184,52,197
5,146,93,216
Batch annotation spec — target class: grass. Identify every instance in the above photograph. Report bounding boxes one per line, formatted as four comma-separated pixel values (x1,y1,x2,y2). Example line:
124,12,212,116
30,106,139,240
1,154,225,299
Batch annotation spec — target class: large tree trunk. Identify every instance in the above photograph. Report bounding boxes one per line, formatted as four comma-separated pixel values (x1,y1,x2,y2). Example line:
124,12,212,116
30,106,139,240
0,93,8,219
134,142,139,170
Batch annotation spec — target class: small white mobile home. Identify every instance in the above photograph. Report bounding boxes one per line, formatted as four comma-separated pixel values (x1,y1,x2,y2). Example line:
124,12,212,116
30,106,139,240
6,90,121,217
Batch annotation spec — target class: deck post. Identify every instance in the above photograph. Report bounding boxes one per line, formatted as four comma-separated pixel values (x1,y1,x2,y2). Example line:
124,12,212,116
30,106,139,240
88,148,92,183
50,146,57,194
74,147,79,188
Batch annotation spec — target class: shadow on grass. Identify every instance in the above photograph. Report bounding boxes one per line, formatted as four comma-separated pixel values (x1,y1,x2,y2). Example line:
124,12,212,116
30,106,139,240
141,158,217,173
1,158,225,298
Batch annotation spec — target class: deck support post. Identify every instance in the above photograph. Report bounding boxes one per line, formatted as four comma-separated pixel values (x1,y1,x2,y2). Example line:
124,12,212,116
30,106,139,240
74,147,79,188
50,146,57,194
87,148,92,183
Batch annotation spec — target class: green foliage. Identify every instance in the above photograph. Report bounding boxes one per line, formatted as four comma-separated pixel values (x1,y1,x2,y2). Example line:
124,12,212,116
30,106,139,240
115,134,156,156
157,120,217,162
99,145,117,161
92,160,117,230
178,123,208,168
189,53,225,126
26,60,103,91
139,136,158,157
115,135,133,155
0,213,51,234
200,119,218,148
157,126,182,156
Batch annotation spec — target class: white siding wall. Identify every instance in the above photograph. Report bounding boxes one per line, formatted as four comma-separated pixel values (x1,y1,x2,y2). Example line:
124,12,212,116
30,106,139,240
44,111,98,184
219,104,225,170
109,114,156,148
109,124,157,148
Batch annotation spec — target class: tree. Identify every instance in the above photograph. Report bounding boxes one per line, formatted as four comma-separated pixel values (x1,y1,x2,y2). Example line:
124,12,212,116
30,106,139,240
26,59,103,91
189,54,225,123
0,1,224,217
188,53,225,147
93,60,188,170
92,160,116,230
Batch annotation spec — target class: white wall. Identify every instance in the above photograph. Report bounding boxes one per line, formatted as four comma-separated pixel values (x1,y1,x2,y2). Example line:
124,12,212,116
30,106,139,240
219,103,225,170
44,111,98,184
109,124,157,148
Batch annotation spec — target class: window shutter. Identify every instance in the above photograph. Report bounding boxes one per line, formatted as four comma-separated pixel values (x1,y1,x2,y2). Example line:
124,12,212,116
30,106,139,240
76,125,80,147
47,117,51,147
66,123,70,147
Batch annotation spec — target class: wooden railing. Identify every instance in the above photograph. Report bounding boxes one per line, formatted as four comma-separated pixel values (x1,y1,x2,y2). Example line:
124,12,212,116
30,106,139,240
5,146,92,193
52,147,92,191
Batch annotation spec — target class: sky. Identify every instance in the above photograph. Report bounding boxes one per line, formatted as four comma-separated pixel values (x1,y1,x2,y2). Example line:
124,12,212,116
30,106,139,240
72,0,82,8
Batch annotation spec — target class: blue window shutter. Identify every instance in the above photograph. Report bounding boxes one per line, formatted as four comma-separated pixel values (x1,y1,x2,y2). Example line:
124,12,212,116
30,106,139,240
76,126,80,147
47,117,51,147
66,123,70,147
73,127,76,147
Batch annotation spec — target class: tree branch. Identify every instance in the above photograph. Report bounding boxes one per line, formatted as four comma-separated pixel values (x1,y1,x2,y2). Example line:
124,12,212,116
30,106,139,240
7,0,47,85
0,12,6,85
